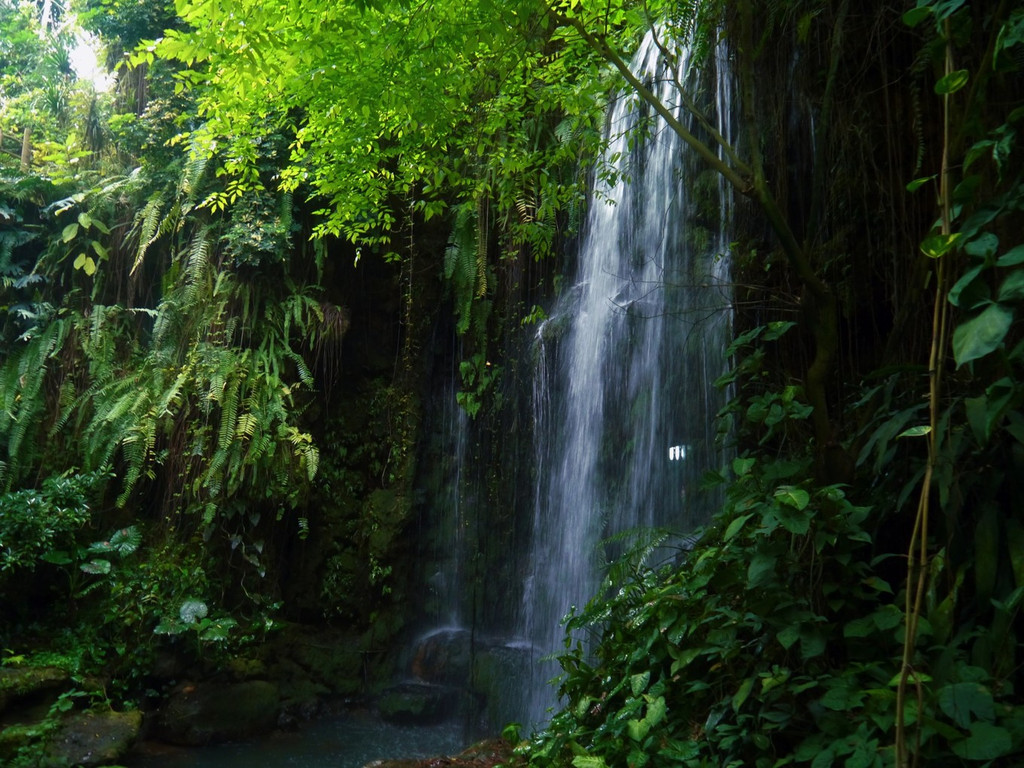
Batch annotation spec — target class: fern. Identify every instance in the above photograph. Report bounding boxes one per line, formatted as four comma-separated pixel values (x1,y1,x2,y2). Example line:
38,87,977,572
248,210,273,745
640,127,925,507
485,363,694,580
179,149,210,201
130,194,165,276
183,226,212,306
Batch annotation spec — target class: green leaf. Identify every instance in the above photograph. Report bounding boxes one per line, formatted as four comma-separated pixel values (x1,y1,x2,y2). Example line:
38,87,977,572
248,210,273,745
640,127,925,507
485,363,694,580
947,264,987,309
777,624,800,649
732,456,755,477
724,513,754,541
998,271,1024,302
627,718,649,742
77,212,93,230
200,617,238,641
896,425,931,438
40,550,72,565
747,552,777,588
732,677,754,712
799,626,826,659
964,232,998,258
630,671,650,697
109,526,142,556
774,486,810,510
935,69,969,95
952,304,1014,366
951,721,1011,760
91,240,109,259
571,757,607,768
62,222,79,242
763,320,796,341
906,175,935,192
154,618,186,635
938,682,994,728
810,746,836,768
645,695,666,728
996,245,1024,267
83,257,97,276
73,253,87,270
902,6,931,27
773,502,812,535
80,558,111,575
921,232,962,258
845,737,878,768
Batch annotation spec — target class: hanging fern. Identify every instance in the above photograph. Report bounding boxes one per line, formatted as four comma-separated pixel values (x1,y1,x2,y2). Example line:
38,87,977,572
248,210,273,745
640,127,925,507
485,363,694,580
130,194,166,276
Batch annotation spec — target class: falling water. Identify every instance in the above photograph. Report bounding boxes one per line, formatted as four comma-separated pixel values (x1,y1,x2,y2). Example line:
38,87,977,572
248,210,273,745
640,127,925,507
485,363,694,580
518,28,733,729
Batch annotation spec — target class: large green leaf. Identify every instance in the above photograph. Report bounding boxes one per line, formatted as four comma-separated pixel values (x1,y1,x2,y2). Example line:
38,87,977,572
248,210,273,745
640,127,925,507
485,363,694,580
938,682,994,728
952,304,1014,366
774,486,810,510
998,270,1024,302
951,721,1012,761
80,558,111,575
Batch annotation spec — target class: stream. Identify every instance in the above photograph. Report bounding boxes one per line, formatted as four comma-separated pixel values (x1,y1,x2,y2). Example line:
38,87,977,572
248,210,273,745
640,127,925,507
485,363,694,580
127,713,470,768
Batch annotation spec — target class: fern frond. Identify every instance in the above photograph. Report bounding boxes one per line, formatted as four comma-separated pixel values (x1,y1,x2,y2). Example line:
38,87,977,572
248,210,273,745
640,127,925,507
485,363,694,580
183,226,212,306
180,149,209,201
130,195,165,276
217,378,241,452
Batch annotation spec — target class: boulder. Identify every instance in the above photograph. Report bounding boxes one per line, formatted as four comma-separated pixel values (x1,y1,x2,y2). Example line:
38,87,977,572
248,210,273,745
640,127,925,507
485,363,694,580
0,667,70,715
153,679,280,745
43,709,142,767
377,683,464,725
361,737,515,768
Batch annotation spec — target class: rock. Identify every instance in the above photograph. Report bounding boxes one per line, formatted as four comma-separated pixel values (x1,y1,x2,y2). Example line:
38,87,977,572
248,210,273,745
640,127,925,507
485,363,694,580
361,737,516,768
0,667,70,715
266,624,365,697
153,679,280,745
377,683,463,725
410,628,472,687
43,709,142,767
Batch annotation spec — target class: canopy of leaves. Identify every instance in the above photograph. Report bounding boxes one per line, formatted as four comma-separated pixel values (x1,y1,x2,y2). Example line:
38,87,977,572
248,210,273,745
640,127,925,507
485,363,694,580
149,0,645,252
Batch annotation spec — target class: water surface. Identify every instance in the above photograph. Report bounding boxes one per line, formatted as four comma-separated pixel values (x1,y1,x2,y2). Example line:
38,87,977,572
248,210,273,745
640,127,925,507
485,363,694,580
129,714,471,768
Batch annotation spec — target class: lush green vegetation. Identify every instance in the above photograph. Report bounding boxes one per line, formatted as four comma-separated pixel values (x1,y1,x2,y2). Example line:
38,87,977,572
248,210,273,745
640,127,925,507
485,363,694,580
2,0,1023,766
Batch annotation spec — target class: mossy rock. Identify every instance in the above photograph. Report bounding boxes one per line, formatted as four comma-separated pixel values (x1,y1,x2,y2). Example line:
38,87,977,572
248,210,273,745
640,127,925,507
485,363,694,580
362,737,515,768
268,624,364,696
153,680,280,746
0,667,70,715
0,722,45,765
43,709,142,768
377,683,460,725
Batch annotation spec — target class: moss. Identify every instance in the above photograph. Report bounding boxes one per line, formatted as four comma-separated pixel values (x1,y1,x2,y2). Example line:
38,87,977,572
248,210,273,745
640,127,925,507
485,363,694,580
0,667,70,715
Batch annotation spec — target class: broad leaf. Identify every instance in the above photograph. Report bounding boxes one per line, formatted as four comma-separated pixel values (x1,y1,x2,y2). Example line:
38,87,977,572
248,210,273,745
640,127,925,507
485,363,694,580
921,232,961,258
952,721,1011,761
902,7,931,27
996,244,1024,267
935,69,969,95
938,682,994,728
774,486,810,510
997,270,1024,302
952,304,1014,366
80,559,112,575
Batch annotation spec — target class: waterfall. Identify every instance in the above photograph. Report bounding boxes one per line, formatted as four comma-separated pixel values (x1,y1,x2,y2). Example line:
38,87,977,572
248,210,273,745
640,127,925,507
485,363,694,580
518,28,733,729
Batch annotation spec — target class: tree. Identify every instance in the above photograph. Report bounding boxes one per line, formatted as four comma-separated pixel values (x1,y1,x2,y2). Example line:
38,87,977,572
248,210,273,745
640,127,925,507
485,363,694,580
148,0,593,255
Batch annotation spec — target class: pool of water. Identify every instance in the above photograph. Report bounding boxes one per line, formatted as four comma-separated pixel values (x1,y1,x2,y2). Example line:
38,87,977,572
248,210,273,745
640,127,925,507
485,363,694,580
127,713,474,768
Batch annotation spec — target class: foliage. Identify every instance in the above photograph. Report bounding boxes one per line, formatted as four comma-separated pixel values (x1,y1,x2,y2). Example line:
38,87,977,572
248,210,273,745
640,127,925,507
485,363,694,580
0,469,107,576
519,324,1024,767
